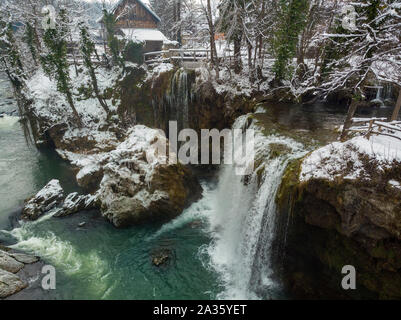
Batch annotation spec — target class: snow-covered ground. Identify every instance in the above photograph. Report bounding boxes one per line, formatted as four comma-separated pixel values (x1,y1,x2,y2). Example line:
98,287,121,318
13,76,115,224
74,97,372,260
26,66,121,126
25,65,125,150
301,123,401,182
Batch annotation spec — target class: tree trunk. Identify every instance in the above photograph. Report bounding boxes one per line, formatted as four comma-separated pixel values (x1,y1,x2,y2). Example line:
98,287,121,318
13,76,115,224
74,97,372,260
390,87,401,122
90,68,110,115
340,98,358,141
102,25,107,55
233,34,242,74
65,89,82,127
246,38,254,83
70,35,79,77
176,0,182,45
206,0,219,78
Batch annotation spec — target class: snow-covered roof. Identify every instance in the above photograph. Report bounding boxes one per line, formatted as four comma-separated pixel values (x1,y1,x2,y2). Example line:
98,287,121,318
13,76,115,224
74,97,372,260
112,0,161,22
120,28,168,42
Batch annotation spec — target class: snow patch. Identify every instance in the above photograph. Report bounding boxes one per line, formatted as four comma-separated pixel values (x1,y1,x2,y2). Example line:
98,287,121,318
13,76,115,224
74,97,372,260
301,135,401,182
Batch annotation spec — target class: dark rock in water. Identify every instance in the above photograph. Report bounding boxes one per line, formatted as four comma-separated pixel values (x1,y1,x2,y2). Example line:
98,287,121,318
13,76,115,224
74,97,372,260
369,99,383,108
21,179,64,220
151,249,171,267
0,113,4,118
0,244,10,252
384,98,395,106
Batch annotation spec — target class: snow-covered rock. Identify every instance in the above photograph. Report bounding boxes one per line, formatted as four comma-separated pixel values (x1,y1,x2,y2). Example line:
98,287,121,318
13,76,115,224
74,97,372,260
21,180,98,220
76,163,103,192
39,125,200,227
26,67,120,126
21,179,64,220
294,132,401,240
97,125,200,227
300,135,401,182
53,193,98,218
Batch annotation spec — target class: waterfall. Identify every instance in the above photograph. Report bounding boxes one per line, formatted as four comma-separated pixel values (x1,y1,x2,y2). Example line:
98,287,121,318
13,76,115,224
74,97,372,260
383,83,394,105
376,86,383,101
204,115,307,299
372,82,395,107
166,68,191,131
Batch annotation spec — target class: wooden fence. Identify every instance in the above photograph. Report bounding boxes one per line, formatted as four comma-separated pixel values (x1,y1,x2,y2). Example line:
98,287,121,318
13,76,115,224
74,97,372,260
347,117,401,141
144,49,211,65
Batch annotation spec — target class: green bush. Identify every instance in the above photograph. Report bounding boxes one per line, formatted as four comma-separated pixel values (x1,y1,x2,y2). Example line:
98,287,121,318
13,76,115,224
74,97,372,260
123,41,144,65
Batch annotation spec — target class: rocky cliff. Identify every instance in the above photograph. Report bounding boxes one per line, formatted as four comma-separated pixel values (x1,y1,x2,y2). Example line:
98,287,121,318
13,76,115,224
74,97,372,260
276,135,401,299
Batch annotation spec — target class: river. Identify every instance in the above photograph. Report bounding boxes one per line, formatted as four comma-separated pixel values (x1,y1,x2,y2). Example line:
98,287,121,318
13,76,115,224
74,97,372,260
0,74,397,299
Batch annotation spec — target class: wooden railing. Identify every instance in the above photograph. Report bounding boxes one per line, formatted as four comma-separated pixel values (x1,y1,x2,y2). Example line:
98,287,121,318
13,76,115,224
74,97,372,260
347,117,401,141
144,49,211,65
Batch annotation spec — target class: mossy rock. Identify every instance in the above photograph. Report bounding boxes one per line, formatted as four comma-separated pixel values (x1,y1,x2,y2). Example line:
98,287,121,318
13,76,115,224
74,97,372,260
269,143,292,159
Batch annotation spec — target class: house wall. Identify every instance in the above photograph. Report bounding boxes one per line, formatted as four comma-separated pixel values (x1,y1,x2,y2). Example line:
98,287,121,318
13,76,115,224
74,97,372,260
143,40,163,53
114,0,158,29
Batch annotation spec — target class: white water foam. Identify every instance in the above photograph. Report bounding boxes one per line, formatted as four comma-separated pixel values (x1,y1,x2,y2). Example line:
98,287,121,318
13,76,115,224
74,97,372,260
147,181,215,241
0,211,108,294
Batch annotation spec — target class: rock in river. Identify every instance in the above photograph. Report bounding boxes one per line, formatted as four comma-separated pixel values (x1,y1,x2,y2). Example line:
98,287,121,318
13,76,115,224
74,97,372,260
53,192,98,218
0,250,24,273
21,179,64,220
97,126,201,227
151,249,171,267
21,181,98,221
0,247,39,299
0,268,28,299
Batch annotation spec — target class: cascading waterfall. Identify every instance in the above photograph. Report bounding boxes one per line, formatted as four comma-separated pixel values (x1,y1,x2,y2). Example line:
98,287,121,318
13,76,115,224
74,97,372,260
166,69,191,130
204,115,307,299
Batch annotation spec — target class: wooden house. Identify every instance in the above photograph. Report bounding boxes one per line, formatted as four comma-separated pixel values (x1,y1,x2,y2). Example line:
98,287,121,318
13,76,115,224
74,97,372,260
99,0,169,53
